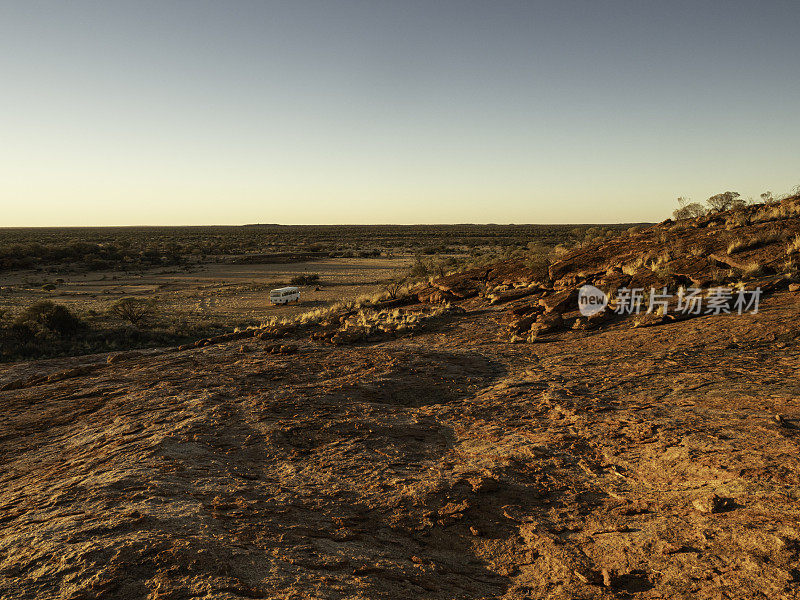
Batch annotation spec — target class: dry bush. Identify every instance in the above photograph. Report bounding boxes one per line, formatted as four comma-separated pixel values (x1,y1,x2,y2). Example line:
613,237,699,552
14,301,86,337
707,191,744,212
653,263,674,282
647,250,672,272
689,244,709,257
385,279,405,299
673,196,706,220
290,274,320,285
761,191,777,205
785,256,800,280
110,297,155,326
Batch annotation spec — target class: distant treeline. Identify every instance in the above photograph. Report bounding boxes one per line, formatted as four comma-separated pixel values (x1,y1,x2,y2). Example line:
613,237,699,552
0,223,645,273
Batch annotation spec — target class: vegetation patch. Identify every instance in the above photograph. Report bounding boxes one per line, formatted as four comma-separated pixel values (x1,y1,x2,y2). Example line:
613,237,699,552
726,231,784,254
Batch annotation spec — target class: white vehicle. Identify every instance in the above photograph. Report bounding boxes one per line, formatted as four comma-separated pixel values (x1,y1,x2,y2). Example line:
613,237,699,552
269,286,300,305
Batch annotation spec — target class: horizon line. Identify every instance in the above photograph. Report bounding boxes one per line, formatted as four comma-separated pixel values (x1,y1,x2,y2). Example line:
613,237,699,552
1,221,656,229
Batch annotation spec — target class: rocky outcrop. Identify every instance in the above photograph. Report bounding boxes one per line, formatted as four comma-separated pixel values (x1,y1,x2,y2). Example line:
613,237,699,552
3,197,800,599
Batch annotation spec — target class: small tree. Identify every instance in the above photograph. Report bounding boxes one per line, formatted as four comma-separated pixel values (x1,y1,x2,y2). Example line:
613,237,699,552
407,255,430,280
760,191,775,205
385,279,404,299
706,191,741,212
111,297,154,326
673,196,706,220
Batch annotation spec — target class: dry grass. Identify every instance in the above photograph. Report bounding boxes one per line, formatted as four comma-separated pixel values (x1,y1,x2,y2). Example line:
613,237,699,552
621,250,659,276
254,291,388,330
725,211,751,230
647,250,672,271
621,257,645,277
726,231,783,254
617,250,674,278
343,304,449,333
784,256,800,281
786,234,800,256
751,199,800,223
741,260,763,278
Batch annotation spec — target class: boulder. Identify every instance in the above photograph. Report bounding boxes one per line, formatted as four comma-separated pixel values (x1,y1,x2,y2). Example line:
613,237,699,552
487,286,541,305
330,330,365,345
537,311,564,332
572,314,610,331
417,287,454,304
528,311,563,340
107,351,143,364
508,315,537,335
539,288,579,314
510,303,541,317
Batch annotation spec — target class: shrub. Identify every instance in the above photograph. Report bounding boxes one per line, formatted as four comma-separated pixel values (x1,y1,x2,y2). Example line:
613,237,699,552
110,297,155,326
707,191,744,212
408,256,431,280
14,301,86,337
524,243,551,281
385,279,405,299
725,212,751,229
673,197,706,220
290,274,320,286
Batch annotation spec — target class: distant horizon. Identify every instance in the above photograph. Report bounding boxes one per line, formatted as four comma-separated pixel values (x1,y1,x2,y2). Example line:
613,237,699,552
1,221,655,229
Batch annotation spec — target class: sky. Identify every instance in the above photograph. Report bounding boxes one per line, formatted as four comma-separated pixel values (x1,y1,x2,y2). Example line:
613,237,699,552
1,0,798,226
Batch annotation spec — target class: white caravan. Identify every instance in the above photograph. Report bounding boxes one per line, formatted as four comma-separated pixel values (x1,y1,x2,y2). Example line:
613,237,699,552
269,286,300,305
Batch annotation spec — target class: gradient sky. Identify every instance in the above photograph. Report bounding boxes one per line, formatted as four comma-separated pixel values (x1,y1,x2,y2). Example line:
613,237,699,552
1,0,798,226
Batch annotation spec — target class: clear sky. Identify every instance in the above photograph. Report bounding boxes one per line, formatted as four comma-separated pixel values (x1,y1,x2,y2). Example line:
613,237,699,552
1,0,798,226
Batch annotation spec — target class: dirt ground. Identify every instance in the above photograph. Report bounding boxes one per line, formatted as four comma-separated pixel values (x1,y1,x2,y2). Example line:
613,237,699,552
1,286,798,599
0,257,413,325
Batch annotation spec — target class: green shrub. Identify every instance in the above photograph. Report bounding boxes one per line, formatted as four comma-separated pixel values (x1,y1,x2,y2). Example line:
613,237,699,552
14,301,86,337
